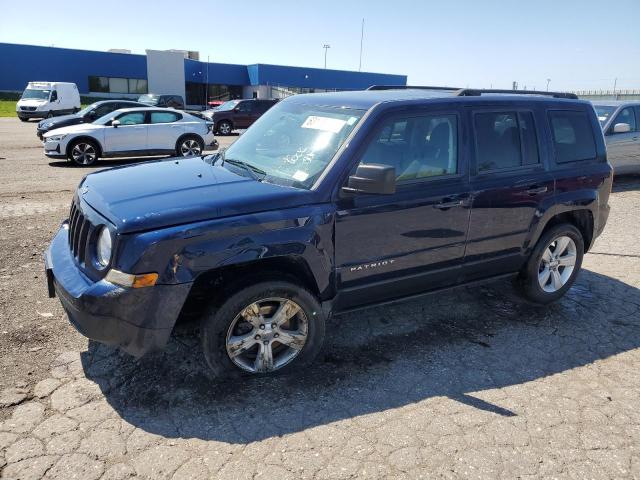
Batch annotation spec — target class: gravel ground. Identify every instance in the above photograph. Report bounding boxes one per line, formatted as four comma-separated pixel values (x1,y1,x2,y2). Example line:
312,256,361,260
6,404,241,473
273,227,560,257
0,116,639,479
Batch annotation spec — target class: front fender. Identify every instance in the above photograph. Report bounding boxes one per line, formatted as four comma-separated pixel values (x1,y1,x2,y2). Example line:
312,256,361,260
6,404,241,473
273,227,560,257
113,205,336,297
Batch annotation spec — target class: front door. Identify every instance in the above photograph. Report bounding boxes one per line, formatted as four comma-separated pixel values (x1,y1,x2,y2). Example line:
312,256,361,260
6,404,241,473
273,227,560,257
334,109,471,311
234,101,256,128
465,108,554,279
103,111,148,153
606,106,639,174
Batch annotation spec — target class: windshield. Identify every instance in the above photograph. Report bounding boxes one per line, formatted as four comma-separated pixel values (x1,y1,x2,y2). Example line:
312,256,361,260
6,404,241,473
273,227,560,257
138,94,159,106
22,89,50,100
216,100,240,112
219,101,364,189
77,102,100,117
594,105,616,127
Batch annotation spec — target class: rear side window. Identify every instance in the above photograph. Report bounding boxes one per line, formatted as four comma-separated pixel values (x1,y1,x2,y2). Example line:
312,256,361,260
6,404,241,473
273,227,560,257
549,111,596,163
151,112,181,123
474,111,539,172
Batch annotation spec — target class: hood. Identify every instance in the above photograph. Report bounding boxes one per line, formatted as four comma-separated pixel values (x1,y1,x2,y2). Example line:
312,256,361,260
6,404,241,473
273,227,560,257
79,156,317,233
43,123,103,137
39,113,83,129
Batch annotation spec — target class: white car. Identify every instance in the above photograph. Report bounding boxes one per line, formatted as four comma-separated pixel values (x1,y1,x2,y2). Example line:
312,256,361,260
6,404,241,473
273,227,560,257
43,107,216,166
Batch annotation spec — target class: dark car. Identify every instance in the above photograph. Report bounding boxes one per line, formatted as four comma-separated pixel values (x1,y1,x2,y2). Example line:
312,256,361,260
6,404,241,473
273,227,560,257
138,94,185,110
36,100,144,139
45,87,611,378
204,99,278,135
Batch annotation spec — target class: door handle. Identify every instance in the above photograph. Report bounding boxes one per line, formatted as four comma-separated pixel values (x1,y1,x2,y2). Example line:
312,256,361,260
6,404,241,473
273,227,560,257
433,199,464,210
526,186,548,195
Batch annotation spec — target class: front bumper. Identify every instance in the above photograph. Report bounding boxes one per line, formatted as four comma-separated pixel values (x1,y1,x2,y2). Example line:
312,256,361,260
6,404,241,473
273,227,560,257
44,140,65,159
17,110,45,119
45,224,192,357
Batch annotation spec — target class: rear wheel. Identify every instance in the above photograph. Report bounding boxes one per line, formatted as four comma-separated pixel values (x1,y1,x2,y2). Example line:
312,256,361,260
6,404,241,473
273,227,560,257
201,281,325,378
217,120,232,135
516,223,584,304
68,139,99,166
176,136,204,157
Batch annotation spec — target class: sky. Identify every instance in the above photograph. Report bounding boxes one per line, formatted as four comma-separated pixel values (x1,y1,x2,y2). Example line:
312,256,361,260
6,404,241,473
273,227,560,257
1,0,639,91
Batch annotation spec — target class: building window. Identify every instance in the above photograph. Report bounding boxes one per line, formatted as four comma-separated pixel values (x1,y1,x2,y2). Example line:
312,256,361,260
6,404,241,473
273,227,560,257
185,82,242,106
88,76,148,94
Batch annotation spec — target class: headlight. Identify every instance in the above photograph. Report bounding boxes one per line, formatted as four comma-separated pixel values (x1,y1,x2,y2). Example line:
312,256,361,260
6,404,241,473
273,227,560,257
44,122,54,128
47,134,67,142
96,227,112,268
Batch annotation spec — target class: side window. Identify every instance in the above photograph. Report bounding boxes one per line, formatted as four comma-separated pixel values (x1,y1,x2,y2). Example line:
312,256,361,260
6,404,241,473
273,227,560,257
94,104,114,118
50,90,58,102
358,113,458,181
238,101,253,113
116,112,145,125
611,107,636,132
549,111,596,163
474,112,521,171
150,112,180,124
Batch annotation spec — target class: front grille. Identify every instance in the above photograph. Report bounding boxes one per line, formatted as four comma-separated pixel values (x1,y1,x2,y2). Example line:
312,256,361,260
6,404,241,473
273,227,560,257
68,198,95,264
21,106,37,111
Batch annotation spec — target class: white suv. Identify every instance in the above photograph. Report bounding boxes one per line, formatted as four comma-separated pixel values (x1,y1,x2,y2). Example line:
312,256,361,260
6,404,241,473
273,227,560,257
43,107,215,166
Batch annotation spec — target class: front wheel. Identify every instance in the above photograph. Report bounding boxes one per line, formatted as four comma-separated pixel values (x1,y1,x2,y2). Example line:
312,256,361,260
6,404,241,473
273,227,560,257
201,281,325,378
46,111,54,119
18,116,28,122
176,136,204,157
67,139,99,166
515,223,584,304
216,120,232,135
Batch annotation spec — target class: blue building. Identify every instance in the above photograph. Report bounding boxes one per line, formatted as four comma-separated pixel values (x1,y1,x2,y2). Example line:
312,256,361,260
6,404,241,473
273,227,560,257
0,43,407,107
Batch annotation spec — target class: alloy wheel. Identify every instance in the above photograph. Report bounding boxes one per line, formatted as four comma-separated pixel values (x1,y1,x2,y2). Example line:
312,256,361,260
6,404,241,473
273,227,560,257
218,122,231,135
538,235,577,292
225,297,308,373
71,143,97,165
180,139,202,156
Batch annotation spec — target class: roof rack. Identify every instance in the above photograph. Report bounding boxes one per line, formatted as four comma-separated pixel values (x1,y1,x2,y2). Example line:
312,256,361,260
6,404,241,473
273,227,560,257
367,85,461,91
455,88,578,99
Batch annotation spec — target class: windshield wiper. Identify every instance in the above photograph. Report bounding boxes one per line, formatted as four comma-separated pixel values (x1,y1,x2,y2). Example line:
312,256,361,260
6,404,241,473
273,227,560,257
224,158,266,182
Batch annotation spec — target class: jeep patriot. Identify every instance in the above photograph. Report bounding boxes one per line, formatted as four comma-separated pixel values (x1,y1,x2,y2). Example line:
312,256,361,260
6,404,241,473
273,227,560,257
45,87,612,377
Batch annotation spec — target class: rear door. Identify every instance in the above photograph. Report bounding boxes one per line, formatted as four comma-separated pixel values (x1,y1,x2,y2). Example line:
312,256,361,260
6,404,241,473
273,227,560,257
103,111,148,153
605,106,640,173
147,111,183,150
465,106,554,279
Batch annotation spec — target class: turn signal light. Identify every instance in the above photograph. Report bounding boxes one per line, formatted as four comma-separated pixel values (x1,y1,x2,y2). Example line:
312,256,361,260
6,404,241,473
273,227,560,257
105,269,158,288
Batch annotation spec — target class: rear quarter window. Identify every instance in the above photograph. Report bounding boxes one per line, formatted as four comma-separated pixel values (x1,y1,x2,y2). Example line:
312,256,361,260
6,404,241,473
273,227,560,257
549,110,597,163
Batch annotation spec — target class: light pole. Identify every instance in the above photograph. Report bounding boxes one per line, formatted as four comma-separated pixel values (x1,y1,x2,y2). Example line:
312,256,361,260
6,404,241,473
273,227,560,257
323,44,330,69
546,78,551,91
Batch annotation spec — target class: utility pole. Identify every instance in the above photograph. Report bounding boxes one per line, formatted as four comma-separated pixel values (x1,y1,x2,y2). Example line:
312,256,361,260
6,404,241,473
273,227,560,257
546,78,551,91
358,18,364,72
512,81,518,90
205,55,209,108
323,44,331,69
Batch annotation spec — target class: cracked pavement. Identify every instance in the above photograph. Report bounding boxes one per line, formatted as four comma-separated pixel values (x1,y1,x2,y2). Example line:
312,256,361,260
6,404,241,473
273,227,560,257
1,118,640,479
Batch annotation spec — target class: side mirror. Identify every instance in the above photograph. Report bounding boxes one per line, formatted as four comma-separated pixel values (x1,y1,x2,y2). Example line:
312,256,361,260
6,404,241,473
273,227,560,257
87,111,97,120
111,120,121,128
342,164,396,195
233,107,241,112
612,122,631,134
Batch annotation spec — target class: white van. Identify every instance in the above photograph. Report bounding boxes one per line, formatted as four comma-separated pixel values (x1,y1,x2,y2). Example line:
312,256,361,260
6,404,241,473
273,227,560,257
16,82,81,122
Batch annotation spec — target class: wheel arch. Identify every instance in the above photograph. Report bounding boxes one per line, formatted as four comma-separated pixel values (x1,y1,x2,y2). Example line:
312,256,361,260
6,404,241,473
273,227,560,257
175,132,205,151
176,256,321,327
537,209,594,252
65,135,103,158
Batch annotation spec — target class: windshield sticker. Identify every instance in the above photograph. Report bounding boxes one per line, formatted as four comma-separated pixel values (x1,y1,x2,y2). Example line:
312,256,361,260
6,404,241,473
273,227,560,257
301,116,346,133
346,116,358,126
292,170,310,181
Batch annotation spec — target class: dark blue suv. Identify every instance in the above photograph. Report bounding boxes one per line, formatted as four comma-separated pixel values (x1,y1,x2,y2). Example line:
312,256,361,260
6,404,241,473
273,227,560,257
45,87,612,377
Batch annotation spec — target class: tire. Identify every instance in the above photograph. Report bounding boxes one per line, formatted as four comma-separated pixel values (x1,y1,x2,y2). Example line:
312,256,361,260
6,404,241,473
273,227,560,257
67,139,100,166
176,136,204,157
201,280,326,378
515,223,584,304
46,111,54,119
216,120,232,135
18,116,28,122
